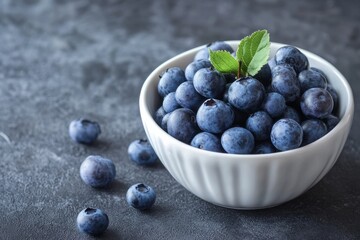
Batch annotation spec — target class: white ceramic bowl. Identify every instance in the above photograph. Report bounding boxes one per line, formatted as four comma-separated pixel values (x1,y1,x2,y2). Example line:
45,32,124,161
139,42,354,209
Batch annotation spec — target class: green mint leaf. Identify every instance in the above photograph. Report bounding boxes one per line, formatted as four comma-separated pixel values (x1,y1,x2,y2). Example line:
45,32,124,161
209,49,238,75
236,29,270,76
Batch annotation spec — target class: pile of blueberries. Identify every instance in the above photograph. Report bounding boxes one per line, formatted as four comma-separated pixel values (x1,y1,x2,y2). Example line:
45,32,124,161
155,42,340,154
69,119,158,236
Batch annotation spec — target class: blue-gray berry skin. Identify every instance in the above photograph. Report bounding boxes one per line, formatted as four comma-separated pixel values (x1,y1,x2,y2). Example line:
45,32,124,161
193,68,226,99
191,132,224,153
275,46,309,74
245,111,273,141
228,77,266,113
253,63,272,87
301,119,327,146
268,57,277,69
175,81,205,111
128,139,158,166
80,156,116,188
77,208,109,236
261,92,286,118
310,67,328,81
271,64,301,102
185,59,212,81
323,114,340,132
222,83,232,103
154,107,166,126
326,85,338,111
69,119,101,145
253,141,276,154
167,108,199,144
221,127,255,154
194,41,234,61
161,113,171,131
300,88,333,119
162,92,180,113
271,118,303,151
282,106,301,123
158,67,186,98
298,69,326,93
196,99,234,134
126,183,156,210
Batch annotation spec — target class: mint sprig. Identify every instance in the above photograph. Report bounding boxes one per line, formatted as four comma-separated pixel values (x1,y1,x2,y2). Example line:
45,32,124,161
209,30,270,78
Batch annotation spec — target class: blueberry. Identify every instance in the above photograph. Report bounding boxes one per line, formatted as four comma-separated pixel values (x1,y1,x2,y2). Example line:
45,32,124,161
80,156,116,188
228,77,266,113
310,67,328,81
282,106,301,123
268,57,277,69
323,114,340,132
221,127,255,154
194,41,234,61
167,108,199,144
326,85,338,110
154,107,166,126
275,46,309,74
160,112,171,131
162,92,180,113
300,88,333,119
191,132,224,153
126,183,156,210
158,67,186,98
298,69,326,93
128,139,158,166
77,208,109,236
271,118,303,151
261,92,286,118
253,141,276,154
222,83,232,103
245,111,273,141
253,63,272,87
196,99,234,134
271,64,301,102
301,119,327,146
69,119,101,145
193,68,226,99
175,81,205,111
185,59,212,81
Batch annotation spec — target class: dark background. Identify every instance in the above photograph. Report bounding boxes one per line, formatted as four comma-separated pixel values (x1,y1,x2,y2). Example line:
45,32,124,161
1,0,359,239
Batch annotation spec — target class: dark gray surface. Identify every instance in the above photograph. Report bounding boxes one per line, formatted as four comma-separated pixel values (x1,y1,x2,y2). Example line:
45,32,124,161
1,0,359,239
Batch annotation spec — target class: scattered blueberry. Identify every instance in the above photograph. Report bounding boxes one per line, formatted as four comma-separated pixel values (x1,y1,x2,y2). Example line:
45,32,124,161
167,108,199,144
80,155,116,188
300,88,333,119
191,132,224,153
158,67,186,98
162,92,180,113
261,92,286,118
77,208,109,236
175,81,205,111
128,139,158,166
193,68,226,99
301,119,327,146
126,183,156,210
298,69,326,93
245,111,273,141
185,59,212,81
253,141,276,154
275,46,309,74
221,127,255,154
69,119,101,145
196,99,234,134
271,118,303,151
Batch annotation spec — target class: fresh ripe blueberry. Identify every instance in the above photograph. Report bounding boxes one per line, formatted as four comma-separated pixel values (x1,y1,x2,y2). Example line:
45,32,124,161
268,57,277,69
194,41,234,61
245,111,273,141
191,132,224,153
271,118,303,151
80,156,116,188
69,119,101,145
175,81,205,111
162,92,180,113
193,68,226,99
154,107,166,126
298,69,326,93
300,88,334,119
261,92,286,118
310,67,328,81
128,139,158,166
275,46,309,74
196,99,234,134
228,77,266,113
301,119,327,146
167,108,199,144
253,141,276,154
221,127,255,154
271,64,301,102
126,183,156,210
323,114,340,132
326,85,338,110
253,63,272,87
77,208,109,236
282,106,301,123
161,113,170,131
158,67,186,98
185,59,212,81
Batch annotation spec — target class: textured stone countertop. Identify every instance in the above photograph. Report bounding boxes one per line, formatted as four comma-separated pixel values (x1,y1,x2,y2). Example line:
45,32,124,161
1,0,359,239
